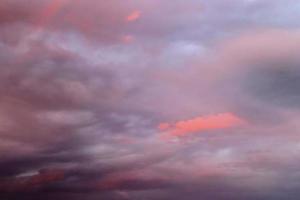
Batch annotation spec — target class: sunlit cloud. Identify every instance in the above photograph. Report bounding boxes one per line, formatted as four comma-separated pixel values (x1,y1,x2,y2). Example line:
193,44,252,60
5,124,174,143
159,113,245,137
126,10,141,22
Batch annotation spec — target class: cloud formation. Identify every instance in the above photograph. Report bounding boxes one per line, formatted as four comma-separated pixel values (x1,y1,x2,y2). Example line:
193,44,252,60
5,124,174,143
1,1,300,200
126,11,141,22
159,113,245,137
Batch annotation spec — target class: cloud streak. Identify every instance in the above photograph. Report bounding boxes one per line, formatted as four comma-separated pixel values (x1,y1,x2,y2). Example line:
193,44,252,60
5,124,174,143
159,113,245,137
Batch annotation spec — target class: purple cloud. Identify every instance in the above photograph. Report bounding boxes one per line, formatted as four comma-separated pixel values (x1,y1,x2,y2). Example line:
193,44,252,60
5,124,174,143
1,1,300,200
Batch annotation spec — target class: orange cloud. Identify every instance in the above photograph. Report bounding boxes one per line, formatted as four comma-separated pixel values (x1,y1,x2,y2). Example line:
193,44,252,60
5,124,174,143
159,113,245,137
126,10,141,22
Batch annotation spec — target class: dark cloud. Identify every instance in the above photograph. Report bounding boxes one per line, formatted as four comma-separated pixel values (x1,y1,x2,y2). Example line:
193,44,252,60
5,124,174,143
245,64,300,108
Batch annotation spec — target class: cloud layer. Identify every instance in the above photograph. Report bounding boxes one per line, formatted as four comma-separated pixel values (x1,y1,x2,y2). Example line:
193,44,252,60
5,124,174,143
1,0,300,200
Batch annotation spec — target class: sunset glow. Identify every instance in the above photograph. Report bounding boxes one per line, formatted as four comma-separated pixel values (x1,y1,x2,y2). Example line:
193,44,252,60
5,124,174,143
160,113,245,137
0,1,299,200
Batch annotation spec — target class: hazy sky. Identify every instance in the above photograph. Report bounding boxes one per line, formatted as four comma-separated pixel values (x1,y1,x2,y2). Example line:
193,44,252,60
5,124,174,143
1,1,300,199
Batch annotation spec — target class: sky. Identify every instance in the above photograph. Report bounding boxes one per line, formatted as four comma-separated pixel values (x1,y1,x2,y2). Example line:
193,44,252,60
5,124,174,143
1,0,300,199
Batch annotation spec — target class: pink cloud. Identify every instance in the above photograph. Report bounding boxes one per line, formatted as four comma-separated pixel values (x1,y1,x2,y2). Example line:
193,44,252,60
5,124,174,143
121,35,134,43
37,0,71,27
159,113,245,137
217,29,300,68
126,10,141,22
96,170,168,191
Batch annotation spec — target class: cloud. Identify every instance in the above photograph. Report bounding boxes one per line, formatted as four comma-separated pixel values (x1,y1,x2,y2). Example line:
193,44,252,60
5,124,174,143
159,113,245,137
121,35,134,43
2,1,300,200
212,29,300,113
37,0,71,27
96,170,171,191
0,169,65,193
126,11,141,22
